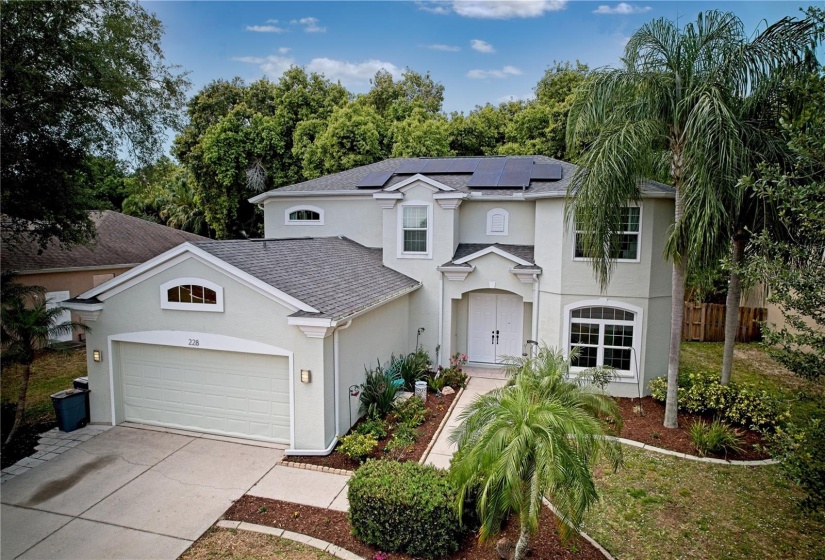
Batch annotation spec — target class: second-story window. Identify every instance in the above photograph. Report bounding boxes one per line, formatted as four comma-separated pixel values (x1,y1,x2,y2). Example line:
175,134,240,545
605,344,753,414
285,205,324,225
403,206,428,253
574,206,641,261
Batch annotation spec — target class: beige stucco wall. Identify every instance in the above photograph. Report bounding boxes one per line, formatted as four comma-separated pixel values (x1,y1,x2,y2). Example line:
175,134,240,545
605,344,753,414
263,197,382,247
82,256,329,450
458,200,536,245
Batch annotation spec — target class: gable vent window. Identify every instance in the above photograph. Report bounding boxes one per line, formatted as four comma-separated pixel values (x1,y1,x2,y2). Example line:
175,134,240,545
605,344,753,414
285,205,324,225
486,208,509,236
160,278,224,312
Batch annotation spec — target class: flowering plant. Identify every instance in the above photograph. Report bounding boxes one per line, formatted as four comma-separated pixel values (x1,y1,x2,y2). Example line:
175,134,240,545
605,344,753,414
449,353,469,369
373,553,388,560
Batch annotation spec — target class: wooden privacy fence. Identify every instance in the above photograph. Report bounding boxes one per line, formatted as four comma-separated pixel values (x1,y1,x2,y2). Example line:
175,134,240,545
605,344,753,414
682,303,767,343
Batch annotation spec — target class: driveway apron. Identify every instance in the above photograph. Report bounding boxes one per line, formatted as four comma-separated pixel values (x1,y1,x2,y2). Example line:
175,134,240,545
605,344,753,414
0,426,284,560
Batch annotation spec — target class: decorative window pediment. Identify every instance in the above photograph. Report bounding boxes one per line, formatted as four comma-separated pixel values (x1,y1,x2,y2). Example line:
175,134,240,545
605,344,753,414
160,278,224,312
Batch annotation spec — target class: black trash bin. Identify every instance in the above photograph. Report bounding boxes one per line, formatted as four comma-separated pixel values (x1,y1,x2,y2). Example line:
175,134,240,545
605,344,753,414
51,389,89,432
72,377,90,425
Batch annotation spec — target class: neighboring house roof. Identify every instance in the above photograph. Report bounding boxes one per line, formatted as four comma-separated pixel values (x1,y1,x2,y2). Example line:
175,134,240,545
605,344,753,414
192,237,420,321
442,243,539,269
1,211,207,273
250,156,675,201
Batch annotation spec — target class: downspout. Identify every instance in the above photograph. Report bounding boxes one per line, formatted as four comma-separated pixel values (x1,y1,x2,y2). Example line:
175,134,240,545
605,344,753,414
438,272,444,368
531,274,540,342
333,320,353,437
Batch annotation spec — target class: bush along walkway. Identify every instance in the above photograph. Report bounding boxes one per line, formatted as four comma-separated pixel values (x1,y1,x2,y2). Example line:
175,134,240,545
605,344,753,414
0,424,111,483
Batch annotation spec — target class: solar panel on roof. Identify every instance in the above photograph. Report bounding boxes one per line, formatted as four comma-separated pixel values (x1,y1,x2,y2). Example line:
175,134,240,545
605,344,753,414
467,170,503,187
531,163,563,180
422,159,454,173
394,160,426,174
504,158,533,171
476,158,507,171
447,158,480,173
356,171,393,188
497,170,532,187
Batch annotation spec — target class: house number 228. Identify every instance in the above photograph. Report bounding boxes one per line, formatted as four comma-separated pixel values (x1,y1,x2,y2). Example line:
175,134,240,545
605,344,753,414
188,339,200,347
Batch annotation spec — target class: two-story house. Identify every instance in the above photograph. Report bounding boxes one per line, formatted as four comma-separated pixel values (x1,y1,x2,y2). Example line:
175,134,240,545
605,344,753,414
67,156,674,455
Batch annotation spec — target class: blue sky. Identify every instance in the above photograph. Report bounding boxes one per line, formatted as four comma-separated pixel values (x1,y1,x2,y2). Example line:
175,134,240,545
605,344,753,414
147,0,813,114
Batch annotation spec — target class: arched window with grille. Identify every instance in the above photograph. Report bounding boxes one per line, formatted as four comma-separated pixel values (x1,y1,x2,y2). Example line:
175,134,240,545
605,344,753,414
160,278,224,312
285,205,324,225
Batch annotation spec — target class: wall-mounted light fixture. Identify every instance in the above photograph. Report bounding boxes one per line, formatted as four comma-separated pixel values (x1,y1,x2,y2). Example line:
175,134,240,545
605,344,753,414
300,369,312,383
93,349,102,362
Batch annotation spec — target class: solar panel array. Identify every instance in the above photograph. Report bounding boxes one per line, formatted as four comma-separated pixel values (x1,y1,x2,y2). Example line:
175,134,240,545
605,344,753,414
357,158,563,189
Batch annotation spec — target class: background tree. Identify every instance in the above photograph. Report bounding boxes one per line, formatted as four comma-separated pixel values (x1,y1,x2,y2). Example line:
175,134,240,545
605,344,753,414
1,0,189,247
1,275,87,445
390,109,452,158
565,11,816,428
450,348,621,560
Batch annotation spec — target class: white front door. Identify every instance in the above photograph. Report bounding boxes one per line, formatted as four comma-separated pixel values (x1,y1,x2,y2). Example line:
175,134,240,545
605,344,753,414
467,293,524,364
45,291,72,343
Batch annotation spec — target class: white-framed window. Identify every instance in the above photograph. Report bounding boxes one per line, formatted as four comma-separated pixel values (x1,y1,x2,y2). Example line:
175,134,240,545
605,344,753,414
397,202,433,259
285,205,324,225
563,301,643,382
160,278,224,312
574,206,641,261
486,208,509,236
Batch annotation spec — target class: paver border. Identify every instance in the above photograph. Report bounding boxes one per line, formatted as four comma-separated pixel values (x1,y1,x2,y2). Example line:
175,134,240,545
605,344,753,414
608,436,778,465
216,520,364,560
419,385,465,465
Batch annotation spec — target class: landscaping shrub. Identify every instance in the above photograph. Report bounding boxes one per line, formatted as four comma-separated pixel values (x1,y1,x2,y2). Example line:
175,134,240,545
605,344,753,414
338,432,378,462
384,424,417,459
428,370,448,392
441,366,468,389
398,347,432,391
648,371,783,431
393,395,428,427
689,419,743,458
348,460,464,558
771,419,825,513
355,417,388,440
360,362,404,418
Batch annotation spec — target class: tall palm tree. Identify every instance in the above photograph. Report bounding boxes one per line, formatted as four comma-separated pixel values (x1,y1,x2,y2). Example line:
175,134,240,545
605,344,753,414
565,11,816,427
2,276,87,445
449,347,621,560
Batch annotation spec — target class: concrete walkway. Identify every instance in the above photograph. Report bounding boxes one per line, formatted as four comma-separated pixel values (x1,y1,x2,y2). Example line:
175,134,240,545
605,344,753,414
423,373,507,469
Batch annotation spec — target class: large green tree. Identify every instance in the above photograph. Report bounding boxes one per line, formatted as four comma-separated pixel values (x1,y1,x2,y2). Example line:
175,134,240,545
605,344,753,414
565,11,816,428
1,0,189,247
449,348,621,560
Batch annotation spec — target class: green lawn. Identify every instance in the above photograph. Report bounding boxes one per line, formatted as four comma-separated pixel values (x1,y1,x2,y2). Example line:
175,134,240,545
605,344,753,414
581,342,825,560
1,348,88,422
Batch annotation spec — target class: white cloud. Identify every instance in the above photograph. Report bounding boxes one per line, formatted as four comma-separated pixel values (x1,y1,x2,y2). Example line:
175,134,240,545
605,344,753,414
470,39,495,53
454,1,566,19
233,55,296,77
266,19,279,24
424,43,461,52
593,3,651,15
415,1,451,15
278,47,292,54
246,25,286,33
306,58,401,86
466,65,523,79
292,16,326,33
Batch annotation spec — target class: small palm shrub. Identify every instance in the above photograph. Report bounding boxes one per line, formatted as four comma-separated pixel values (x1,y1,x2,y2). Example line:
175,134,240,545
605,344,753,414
689,420,744,458
338,432,378,462
359,361,404,419
349,460,464,558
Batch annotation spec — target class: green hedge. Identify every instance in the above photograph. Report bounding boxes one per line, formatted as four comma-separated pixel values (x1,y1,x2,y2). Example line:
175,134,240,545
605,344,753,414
348,459,464,558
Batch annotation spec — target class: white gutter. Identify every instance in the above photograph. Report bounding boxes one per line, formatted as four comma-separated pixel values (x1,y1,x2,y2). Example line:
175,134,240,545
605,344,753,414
532,273,540,342
333,319,353,437
284,436,338,457
15,263,141,275
249,190,380,203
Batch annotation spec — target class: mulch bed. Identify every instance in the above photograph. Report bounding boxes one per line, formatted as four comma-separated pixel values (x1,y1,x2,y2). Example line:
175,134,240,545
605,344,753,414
289,390,457,471
615,396,770,460
225,496,605,560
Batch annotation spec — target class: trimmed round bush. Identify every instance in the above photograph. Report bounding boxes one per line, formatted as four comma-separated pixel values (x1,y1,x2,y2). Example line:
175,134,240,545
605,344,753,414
348,459,464,558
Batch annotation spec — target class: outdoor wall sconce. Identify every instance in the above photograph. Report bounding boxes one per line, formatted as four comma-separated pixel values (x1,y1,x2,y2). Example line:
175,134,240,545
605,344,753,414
300,369,311,383
93,349,102,362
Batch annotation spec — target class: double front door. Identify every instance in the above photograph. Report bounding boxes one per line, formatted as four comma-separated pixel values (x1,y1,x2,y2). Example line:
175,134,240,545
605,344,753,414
467,293,523,364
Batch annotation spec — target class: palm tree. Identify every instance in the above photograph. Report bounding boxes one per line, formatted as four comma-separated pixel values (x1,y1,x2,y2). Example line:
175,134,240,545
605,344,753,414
565,10,816,427
449,347,622,560
2,275,87,445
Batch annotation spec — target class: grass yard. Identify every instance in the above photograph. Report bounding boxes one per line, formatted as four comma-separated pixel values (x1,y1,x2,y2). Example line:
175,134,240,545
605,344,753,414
680,342,825,422
180,528,336,560
0,348,88,423
584,447,825,560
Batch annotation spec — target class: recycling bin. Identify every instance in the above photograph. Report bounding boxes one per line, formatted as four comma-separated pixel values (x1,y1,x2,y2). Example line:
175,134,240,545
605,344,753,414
51,388,90,432
72,377,90,425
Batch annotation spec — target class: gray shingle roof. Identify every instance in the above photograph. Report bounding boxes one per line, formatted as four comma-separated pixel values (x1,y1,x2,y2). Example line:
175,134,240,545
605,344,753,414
1,211,207,272
256,156,674,198
443,243,537,267
194,237,420,320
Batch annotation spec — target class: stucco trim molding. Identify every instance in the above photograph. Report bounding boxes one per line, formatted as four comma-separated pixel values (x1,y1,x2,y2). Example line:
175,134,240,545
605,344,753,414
510,268,542,284
62,301,104,321
287,316,336,339
437,265,474,281
373,192,403,209
433,192,467,210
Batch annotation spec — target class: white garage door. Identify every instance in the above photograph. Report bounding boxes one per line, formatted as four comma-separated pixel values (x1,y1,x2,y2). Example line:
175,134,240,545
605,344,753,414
119,342,290,443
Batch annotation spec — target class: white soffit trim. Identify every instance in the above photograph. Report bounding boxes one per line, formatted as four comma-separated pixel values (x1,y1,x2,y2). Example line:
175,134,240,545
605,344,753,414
454,246,533,267
384,174,454,193
78,243,318,314
249,190,379,203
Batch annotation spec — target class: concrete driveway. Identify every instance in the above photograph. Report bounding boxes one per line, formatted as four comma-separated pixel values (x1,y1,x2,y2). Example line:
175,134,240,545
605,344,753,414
1,426,284,560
